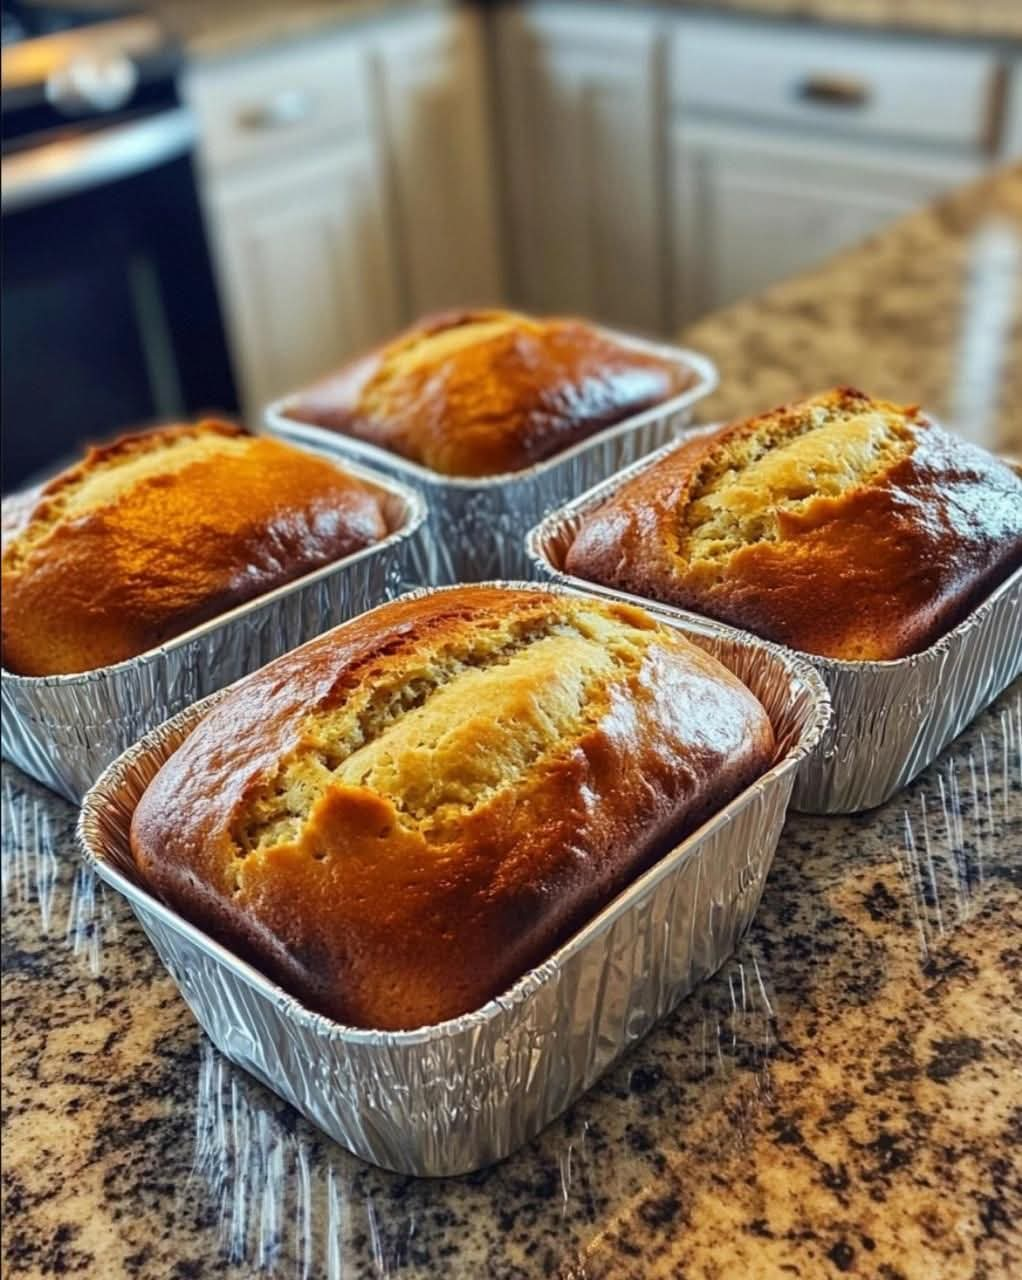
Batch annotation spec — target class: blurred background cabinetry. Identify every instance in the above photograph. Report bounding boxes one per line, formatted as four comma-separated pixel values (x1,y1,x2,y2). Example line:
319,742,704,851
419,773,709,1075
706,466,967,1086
666,19,994,321
495,4,666,334
3,0,1018,472
150,2,1022,414
186,9,501,417
495,4,1004,329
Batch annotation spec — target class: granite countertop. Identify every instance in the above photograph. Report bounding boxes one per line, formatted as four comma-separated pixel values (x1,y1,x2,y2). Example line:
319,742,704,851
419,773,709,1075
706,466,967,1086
135,0,1022,61
149,0,450,61
4,172,1022,1278
3,693,1020,1278
660,0,1022,40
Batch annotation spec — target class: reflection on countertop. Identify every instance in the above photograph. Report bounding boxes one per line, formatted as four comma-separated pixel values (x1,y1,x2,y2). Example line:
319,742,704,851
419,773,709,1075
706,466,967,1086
680,165,1022,458
3,688,1020,1277
137,0,1022,60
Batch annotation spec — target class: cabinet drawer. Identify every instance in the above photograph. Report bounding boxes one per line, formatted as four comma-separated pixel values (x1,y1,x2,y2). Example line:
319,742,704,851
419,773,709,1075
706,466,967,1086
185,37,370,174
669,19,998,150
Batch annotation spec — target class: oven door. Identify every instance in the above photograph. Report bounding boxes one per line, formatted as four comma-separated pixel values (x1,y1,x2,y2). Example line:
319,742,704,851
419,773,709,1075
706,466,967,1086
1,109,238,491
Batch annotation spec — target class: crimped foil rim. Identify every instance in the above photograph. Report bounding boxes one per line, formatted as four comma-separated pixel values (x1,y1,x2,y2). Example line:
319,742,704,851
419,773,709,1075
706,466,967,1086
264,332,718,489
1,453,428,690
77,579,831,1050
525,429,1022,676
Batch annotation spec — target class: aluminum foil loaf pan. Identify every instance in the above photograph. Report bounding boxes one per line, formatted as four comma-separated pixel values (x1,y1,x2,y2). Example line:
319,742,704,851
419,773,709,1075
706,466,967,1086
526,438,1022,815
264,333,717,584
77,582,829,1177
2,458,429,803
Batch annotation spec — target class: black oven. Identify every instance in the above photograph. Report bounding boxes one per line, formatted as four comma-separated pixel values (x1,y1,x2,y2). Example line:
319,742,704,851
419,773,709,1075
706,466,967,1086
1,3,238,491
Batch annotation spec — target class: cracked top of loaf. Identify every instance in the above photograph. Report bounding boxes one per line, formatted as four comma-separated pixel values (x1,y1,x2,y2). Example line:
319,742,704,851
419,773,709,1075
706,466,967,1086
130,586,774,1030
284,309,697,477
1,421,388,676
565,388,1022,661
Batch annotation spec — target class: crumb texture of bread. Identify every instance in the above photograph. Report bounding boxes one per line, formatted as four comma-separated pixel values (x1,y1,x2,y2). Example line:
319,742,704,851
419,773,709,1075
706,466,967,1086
285,309,695,477
1,421,388,676
130,587,775,1031
565,388,1022,661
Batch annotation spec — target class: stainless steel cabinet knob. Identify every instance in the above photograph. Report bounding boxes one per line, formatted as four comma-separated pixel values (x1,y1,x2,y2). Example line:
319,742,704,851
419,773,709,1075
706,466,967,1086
46,52,139,115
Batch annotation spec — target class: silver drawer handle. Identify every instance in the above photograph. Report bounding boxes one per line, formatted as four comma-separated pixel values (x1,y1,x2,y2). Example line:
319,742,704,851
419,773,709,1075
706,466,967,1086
237,88,315,131
796,74,870,109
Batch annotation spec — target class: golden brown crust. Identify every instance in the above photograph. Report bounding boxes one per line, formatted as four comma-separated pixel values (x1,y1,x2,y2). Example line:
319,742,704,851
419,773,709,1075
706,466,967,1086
284,309,696,477
565,388,1022,661
1,421,388,677
129,587,774,1031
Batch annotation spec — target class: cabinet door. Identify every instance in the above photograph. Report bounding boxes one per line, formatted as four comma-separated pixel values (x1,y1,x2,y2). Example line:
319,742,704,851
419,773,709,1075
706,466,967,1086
497,4,666,333
1003,63,1022,159
206,142,401,419
368,11,502,318
670,124,980,324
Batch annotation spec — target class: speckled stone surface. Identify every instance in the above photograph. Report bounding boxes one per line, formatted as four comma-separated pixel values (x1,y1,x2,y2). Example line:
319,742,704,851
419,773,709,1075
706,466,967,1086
150,0,451,60
3,682,1020,1278
139,0,1022,60
680,166,1022,458
657,0,1022,40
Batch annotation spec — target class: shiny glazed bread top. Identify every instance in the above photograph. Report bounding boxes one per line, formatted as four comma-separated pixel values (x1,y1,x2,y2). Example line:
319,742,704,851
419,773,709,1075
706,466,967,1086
1,421,388,676
130,587,775,1030
285,309,696,477
566,388,1022,660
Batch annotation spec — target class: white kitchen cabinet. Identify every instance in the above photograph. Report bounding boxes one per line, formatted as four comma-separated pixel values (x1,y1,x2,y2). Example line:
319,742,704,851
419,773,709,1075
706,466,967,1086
665,15,1000,322
669,123,983,324
187,1,1014,397
668,18,998,151
367,11,502,317
496,3,667,334
204,143,401,420
1003,63,1022,159
187,10,500,417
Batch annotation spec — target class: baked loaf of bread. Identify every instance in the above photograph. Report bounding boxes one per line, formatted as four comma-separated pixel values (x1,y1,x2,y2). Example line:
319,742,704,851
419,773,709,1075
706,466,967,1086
284,309,696,477
130,587,774,1031
2,421,389,677
566,388,1022,661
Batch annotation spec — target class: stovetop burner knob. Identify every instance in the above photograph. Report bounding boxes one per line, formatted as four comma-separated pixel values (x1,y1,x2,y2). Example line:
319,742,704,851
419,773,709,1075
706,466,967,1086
45,51,139,115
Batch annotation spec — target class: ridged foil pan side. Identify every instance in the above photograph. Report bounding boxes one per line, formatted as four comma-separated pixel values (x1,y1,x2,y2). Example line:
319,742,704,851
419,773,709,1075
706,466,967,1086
526,438,1022,814
2,462,429,804
264,337,717,584
793,572,1021,812
77,581,829,1177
